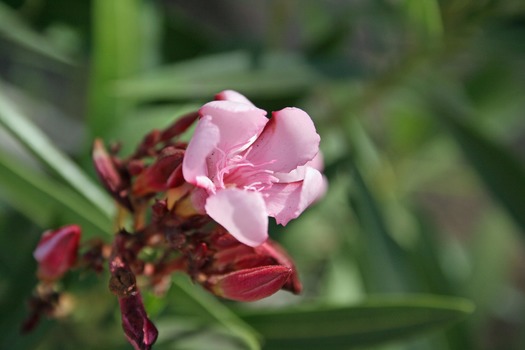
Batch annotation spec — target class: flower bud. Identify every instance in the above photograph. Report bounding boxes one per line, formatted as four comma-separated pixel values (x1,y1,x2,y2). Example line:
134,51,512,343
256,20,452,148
92,139,133,210
119,291,158,350
33,225,81,281
205,265,292,302
256,240,302,294
132,148,184,197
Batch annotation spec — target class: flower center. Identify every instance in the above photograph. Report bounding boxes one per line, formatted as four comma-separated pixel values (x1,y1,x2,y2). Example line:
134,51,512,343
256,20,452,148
212,146,276,193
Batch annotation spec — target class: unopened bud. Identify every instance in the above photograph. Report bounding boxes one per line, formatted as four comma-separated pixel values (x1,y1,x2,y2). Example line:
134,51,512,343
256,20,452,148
132,148,184,197
206,265,292,302
92,139,133,210
119,291,158,350
33,225,81,281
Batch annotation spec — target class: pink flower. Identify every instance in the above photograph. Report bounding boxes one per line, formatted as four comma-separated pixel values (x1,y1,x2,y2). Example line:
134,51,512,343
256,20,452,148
182,90,326,247
33,225,81,281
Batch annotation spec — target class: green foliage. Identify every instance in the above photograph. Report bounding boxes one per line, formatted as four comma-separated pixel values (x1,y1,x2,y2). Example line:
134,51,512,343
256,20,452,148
1,0,524,349
240,296,473,350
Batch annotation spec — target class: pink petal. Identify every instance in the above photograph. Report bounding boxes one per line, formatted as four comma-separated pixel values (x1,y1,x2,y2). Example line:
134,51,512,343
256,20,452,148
274,151,325,183
205,189,268,247
248,108,320,173
264,167,326,225
182,116,219,191
215,90,255,106
200,100,268,154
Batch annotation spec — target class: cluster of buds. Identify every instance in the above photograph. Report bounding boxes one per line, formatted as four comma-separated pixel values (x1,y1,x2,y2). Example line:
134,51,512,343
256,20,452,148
24,91,325,350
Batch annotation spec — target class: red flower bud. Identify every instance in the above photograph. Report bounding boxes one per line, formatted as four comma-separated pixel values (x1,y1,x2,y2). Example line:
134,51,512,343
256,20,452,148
160,111,199,142
206,265,292,302
132,148,185,197
119,291,158,350
92,139,133,211
256,240,302,294
33,225,81,281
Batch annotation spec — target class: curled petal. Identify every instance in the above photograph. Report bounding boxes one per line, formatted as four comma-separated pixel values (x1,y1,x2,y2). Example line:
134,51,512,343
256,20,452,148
205,189,268,247
248,108,320,173
215,90,255,106
264,167,325,225
274,151,325,183
200,100,268,153
182,116,220,191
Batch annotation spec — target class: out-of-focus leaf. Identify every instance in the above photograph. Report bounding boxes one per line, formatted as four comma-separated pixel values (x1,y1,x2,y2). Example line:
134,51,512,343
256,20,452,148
0,213,55,350
348,159,413,292
404,0,443,40
114,51,321,101
88,0,142,138
0,3,73,64
171,275,261,350
0,86,114,220
430,91,525,234
0,151,112,236
240,296,474,350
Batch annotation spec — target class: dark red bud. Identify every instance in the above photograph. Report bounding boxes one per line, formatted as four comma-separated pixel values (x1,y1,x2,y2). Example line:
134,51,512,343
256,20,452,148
160,111,199,142
119,291,158,350
33,225,81,281
132,148,184,197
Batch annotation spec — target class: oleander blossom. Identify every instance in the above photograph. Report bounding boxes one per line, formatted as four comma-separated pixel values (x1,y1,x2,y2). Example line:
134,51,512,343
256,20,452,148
183,90,326,247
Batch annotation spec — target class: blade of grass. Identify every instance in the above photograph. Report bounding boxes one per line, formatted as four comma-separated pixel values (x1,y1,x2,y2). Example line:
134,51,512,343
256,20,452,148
348,158,414,293
88,0,142,139
429,89,525,235
0,85,114,219
172,275,261,350
240,296,474,350
114,52,320,101
0,2,73,64
0,150,112,236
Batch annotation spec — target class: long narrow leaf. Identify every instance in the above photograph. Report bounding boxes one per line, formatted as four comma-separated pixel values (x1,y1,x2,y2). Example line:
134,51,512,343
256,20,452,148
0,86,114,219
172,276,261,350
88,0,142,138
0,151,112,236
0,3,73,64
240,296,474,350
115,52,320,101
430,91,525,234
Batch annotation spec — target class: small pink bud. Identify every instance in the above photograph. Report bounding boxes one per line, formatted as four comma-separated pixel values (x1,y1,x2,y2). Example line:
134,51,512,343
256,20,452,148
206,265,292,302
132,148,184,197
33,225,81,281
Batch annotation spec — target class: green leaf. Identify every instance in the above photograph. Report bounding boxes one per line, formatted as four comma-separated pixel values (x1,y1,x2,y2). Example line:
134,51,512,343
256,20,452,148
348,158,412,293
0,151,112,236
0,3,73,64
0,84,114,219
430,92,525,234
171,275,261,350
88,0,143,138
114,51,320,101
240,296,474,350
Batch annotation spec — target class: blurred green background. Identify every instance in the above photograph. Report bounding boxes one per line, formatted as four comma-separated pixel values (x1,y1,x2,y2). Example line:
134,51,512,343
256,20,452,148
1,0,525,349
